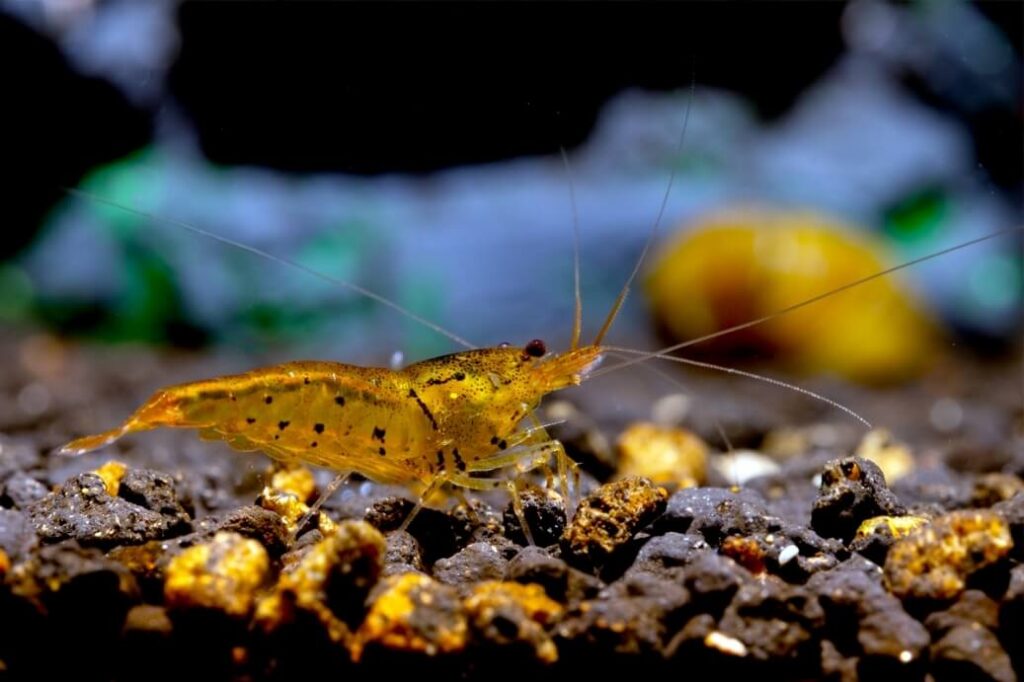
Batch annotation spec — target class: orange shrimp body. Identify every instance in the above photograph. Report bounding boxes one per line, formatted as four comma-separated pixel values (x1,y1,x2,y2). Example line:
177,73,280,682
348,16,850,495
60,342,603,497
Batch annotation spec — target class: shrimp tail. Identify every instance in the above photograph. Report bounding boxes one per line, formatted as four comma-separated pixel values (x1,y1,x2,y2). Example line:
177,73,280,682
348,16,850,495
56,390,181,456
57,427,133,456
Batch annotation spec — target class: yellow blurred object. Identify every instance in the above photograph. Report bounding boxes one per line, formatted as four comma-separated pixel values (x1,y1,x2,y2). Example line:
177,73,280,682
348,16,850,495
269,464,317,504
616,421,708,488
854,429,915,483
645,208,942,384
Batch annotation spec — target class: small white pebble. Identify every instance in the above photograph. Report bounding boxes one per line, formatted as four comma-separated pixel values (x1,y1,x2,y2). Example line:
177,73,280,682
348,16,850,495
704,631,748,657
713,450,781,485
778,544,799,566
652,393,691,426
929,398,963,433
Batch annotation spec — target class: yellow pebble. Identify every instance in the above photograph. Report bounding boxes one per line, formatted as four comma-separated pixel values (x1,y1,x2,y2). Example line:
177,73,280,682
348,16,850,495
164,531,270,619
93,460,128,496
855,429,914,484
464,581,563,663
255,520,386,646
855,515,929,541
884,511,1013,600
616,422,707,487
269,465,316,504
562,476,669,567
352,573,467,661
318,514,337,535
258,486,309,529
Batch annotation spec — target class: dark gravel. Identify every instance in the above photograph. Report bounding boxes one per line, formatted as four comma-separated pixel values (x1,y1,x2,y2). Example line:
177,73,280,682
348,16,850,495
28,471,193,548
811,457,906,542
0,328,1022,680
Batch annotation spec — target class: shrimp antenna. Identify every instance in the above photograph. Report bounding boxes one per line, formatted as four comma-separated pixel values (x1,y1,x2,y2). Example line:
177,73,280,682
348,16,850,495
597,225,1023,376
559,146,583,351
603,345,872,428
592,70,697,347
63,187,476,350
605,349,737,453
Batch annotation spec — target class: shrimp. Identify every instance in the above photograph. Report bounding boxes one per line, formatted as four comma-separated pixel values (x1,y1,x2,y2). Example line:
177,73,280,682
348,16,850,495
58,342,600,526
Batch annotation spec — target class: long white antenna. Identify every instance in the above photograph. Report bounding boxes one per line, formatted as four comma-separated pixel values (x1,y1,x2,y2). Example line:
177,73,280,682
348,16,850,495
65,187,476,350
603,345,871,428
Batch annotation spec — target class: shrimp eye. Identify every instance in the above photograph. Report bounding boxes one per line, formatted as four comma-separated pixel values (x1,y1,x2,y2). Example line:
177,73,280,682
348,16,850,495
524,339,546,357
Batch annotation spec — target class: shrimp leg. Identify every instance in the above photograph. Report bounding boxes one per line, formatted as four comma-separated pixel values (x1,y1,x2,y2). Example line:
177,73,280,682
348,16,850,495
292,470,351,541
466,434,578,510
525,411,578,508
446,452,567,546
399,473,448,532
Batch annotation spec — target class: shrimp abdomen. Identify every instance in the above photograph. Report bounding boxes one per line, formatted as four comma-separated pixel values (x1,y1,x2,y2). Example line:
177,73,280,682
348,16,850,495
59,361,430,473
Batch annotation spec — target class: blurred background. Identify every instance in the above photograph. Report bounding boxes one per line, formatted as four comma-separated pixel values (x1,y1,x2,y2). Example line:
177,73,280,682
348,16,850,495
0,2,1021,426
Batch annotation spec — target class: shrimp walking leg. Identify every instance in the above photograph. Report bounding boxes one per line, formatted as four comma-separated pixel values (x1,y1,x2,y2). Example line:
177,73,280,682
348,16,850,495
465,434,577,509
399,474,448,532
449,453,566,546
526,411,577,508
450,488,479,524
292,470,351,540
508,478,536,546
